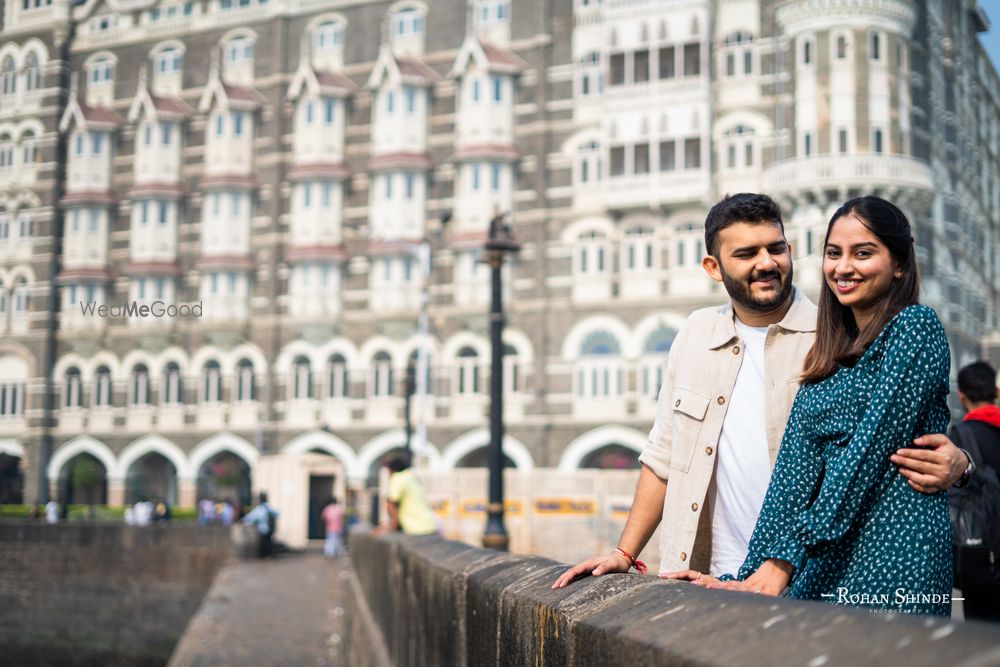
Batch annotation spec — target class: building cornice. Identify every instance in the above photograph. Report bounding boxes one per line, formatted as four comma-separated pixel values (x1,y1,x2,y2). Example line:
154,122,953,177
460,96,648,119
775,0,916,35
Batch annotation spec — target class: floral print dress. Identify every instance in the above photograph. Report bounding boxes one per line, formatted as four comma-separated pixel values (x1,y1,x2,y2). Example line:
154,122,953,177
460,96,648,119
732,305,953,615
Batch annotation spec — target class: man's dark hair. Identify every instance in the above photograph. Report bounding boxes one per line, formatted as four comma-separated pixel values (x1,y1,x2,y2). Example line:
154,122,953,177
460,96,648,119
386,455,410,473
704,193,784,257
259,492,268,504
958,361,998,403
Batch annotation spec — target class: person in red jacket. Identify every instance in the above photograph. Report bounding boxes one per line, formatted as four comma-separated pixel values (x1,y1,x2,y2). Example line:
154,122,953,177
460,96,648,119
950,361,1000,622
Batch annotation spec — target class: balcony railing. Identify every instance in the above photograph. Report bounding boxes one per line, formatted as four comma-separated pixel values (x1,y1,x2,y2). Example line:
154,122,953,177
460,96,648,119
761,153,934,195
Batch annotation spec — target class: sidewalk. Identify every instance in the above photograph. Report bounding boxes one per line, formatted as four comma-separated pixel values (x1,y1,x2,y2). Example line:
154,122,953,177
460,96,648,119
168,552,350,667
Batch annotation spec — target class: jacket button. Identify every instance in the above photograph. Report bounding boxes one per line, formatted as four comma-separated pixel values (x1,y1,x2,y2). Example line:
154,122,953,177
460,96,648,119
680,552,687,561
691,503,699,511
674,399,681,407
705,447,713,455
717,396,726,405
733,346,740,355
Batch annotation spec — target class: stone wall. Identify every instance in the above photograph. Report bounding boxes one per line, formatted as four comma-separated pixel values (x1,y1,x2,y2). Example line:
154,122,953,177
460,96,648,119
346,533,1000,667
0,522,234,667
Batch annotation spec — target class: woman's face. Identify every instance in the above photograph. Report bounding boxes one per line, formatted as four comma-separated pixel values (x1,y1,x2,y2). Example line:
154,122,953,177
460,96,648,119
823,213,900,328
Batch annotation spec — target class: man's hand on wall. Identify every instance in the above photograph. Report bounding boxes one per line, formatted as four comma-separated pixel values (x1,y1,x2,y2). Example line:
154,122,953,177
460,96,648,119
551,551,632,590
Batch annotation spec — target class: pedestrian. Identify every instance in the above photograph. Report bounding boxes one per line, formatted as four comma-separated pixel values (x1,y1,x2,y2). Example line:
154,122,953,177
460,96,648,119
198,498,216,526
134,499,153,527
124,504,135,526
219,499,234,527
949,360,1000,622
153,497,171,523
242,492,279,558
553,194,968,616
322,496,346,557
373,456,437,536
44,499,58,525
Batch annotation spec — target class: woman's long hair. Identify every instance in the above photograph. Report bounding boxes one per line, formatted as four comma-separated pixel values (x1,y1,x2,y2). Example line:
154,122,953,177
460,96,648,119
800,196,920,384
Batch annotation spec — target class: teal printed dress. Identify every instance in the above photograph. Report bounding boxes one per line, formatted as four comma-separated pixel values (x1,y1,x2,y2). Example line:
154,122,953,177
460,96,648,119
732,305,953,615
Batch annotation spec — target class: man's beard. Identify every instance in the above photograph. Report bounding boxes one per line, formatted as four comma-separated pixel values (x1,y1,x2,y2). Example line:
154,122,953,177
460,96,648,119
721,263,794,312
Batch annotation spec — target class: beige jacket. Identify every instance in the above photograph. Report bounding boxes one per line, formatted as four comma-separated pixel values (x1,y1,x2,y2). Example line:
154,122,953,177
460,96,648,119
638,287,818,574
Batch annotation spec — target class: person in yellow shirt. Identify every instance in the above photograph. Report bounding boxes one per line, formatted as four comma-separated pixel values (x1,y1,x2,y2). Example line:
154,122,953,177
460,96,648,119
375,456,438,536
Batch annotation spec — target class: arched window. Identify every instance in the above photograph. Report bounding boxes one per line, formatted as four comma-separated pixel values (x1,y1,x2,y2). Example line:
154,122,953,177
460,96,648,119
236,358,255,402
723,124,756,170
64,367,82,408
314,21,344,50
21,131,37,167
0,134,13,169
580,444,641,470
406,349,433,395
390,7,425,38
478,0,509,25
155,47,183,76
1,57,15,96
12,277,28,314
94,366,112,407
722,31,754,77
130,364,150,405
163,362,183,405
202,361,221,403
835,34,849,60
577,141,602,184
576,231,609,275
225,37,254,65
327,353,348,399
577,331,622,397
0,355,26,418
578,52,602,97
24,52,41,91
292,355,312,399
371,351,393,397
502,343,519,394
640,326,675,398
90,57,114,84
456,346,479,395
623,227,655,272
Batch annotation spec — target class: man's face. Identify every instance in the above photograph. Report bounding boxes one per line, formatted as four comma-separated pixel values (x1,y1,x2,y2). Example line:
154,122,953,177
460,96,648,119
713,222,793,312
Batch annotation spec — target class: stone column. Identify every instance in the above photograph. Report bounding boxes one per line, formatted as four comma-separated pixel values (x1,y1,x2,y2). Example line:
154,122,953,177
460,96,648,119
107,478,126,507
178,477,197,510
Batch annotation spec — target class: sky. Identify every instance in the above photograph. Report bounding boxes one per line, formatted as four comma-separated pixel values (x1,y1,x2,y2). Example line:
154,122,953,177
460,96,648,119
983,3,1000,72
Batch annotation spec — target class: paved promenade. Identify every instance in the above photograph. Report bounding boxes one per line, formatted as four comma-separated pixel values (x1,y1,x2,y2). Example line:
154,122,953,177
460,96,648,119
168,552,349,667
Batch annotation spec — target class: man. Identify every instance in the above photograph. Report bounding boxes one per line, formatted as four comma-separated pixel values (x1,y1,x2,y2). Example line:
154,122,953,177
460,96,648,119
949,361,1000,621
322,496,346,557
243,492,279,558
373,456,437,536
44,499,59,525
554,193,968,588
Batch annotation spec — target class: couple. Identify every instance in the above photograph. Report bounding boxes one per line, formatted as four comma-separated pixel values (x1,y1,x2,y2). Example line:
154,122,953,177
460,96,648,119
553,194,971,616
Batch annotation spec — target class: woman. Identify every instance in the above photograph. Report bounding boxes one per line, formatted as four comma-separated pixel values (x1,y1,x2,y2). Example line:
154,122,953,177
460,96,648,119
667,196,953,615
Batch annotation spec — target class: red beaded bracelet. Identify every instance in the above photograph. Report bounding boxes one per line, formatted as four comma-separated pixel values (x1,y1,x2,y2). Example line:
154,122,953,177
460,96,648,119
615,547,648,574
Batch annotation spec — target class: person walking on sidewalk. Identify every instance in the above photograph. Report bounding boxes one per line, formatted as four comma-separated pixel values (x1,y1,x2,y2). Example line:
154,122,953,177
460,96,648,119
322,496,346,557
949,360,1000,622
243,492,279,559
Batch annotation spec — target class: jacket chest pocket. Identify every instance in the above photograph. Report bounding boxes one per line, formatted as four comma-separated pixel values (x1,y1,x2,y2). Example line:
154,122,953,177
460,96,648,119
669,387,710,473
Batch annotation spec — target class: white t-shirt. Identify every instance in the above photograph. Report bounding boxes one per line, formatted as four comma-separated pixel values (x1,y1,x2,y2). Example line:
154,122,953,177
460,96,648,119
709,320,772,578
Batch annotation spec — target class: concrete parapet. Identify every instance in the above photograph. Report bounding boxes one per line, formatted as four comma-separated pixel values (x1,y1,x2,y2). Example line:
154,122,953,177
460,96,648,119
0,521,234,666
346,533,1000,667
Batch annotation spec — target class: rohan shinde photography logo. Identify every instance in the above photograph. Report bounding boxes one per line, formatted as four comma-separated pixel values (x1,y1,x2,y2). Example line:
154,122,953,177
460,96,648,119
79,300,203,319
821,587,961,611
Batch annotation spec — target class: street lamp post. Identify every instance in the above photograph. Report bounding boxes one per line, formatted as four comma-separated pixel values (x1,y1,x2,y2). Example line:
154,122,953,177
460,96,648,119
403,362,415,464
482,212,520,551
